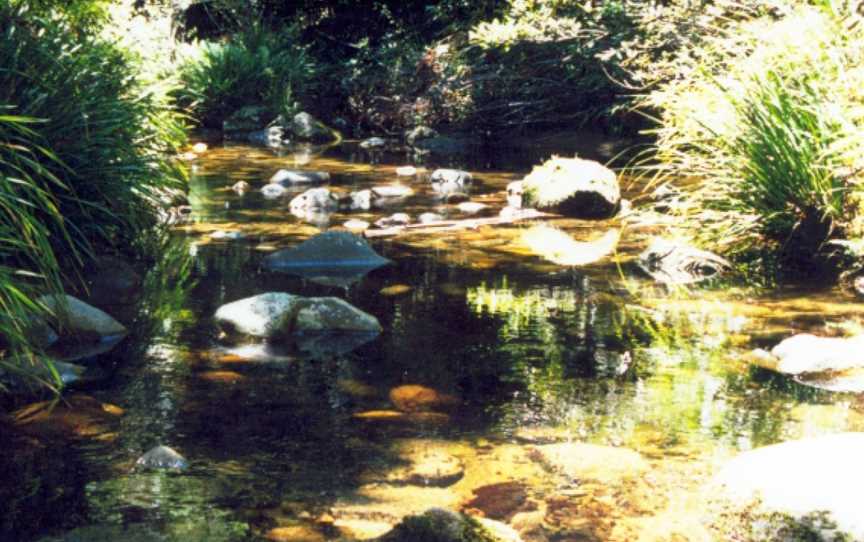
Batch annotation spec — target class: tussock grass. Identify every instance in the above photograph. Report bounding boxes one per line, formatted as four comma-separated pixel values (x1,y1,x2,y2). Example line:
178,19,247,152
175,25,316,128
0,3,186,389
637,3,864,274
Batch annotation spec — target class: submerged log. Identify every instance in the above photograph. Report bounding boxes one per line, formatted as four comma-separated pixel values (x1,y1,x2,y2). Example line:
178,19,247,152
363,209,554,238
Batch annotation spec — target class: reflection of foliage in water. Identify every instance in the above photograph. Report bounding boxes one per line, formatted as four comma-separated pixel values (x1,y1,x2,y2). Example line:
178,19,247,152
479,282,864,453
85,473,249,541
467,278,578,337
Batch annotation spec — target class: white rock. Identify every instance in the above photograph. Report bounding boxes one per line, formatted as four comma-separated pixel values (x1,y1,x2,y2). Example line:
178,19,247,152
771,334,864,375
711,433,864,541
214,292,300,339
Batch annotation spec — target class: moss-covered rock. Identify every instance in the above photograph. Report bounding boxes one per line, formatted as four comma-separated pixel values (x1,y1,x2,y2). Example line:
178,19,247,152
520,156,619,219
376,508,511,542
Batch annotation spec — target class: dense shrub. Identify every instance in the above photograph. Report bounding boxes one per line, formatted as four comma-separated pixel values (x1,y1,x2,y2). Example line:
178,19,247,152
639,2,864,274
0,2,186,384
175,25,316,128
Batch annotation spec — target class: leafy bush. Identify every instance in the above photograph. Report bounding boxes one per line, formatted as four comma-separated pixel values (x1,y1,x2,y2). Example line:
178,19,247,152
0,2,186,386
175,25,316,128
638,2,864,274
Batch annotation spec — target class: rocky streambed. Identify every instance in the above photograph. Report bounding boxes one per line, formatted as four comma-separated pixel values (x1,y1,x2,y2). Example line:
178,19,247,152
4,135,864,542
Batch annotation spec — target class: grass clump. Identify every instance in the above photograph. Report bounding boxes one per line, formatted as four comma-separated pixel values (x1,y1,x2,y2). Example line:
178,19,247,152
640,3,864,276
175,25,316,128
0,2,186,388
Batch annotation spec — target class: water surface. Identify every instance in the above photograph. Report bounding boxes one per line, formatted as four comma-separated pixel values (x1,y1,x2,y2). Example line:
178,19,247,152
5,136,864,542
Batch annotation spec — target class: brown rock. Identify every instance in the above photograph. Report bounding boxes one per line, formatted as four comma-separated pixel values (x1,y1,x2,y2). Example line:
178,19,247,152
197,370,245,384
389,384,460,413
463,481,535,521
264,525,325,542
12,394,123,439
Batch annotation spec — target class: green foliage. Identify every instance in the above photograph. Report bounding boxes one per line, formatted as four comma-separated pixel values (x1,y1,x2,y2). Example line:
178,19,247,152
175,25,316,128
0,3,186,389
639,3,864,274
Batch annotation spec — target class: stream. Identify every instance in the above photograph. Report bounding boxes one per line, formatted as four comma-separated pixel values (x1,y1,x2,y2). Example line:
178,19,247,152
4,135,864,542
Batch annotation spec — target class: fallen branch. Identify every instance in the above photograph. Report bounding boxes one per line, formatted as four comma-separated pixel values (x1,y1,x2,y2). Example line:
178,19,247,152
363,209,555,238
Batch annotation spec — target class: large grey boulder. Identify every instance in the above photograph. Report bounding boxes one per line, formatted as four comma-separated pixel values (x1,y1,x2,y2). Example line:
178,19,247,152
265,231,390,288
214,292,300,340
294,297,382,333
708,433,864,541
290,112,336,143
214,292,381,340
637,238,730,285
520,156,619,218
38,294,127,339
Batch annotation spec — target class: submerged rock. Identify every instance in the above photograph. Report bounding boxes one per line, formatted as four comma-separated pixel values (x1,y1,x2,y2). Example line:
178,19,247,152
265,231,390,288
264,525,326,542
529,442,648,484
261,183,287,199
38,294,127,340
136,445,189,471
462,482,533,521
389,384,459,413
387,448,464,487
709,433,864,541
637,238,729,285
520,157,619,218
377,508,517,542
270,169,331,185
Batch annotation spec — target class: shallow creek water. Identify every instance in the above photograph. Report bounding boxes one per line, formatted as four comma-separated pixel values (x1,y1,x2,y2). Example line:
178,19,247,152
4,137,864,542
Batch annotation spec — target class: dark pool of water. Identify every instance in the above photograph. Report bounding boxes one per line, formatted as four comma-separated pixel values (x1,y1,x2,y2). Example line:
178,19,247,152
4,136,864,542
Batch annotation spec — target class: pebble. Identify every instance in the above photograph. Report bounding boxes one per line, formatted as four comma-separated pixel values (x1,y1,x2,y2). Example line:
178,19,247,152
395,166,417,176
